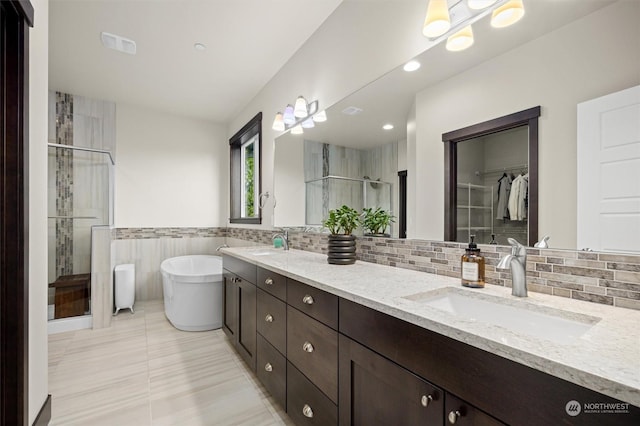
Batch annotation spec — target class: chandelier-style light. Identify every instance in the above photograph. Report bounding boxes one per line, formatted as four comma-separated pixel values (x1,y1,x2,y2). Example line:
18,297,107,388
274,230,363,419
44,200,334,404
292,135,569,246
423,0,451,38
422,0,525,52
272,97,324,135
491,0,525,28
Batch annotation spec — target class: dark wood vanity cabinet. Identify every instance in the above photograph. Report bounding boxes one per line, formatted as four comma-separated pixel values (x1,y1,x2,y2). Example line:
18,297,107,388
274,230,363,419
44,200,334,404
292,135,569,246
223,258,639,426
339,334,444,425
222,255,257,371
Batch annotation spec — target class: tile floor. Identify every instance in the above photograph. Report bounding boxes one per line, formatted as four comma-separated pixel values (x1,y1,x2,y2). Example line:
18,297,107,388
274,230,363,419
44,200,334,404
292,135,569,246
48,300,294,425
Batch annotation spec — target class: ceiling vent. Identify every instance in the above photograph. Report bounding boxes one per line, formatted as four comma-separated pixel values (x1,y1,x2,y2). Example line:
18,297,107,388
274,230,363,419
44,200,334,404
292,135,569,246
100,32,137,55
342,106,363,116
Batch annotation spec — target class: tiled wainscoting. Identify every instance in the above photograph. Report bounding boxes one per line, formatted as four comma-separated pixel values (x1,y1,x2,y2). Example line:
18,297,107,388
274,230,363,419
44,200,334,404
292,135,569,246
108,227,640,312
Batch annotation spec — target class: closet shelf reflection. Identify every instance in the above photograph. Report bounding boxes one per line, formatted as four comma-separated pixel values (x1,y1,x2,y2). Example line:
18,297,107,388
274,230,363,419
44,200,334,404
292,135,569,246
48,216,99,219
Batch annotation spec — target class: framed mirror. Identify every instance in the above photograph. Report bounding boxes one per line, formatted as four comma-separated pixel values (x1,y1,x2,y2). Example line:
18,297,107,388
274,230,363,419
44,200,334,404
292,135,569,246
443,107,540,246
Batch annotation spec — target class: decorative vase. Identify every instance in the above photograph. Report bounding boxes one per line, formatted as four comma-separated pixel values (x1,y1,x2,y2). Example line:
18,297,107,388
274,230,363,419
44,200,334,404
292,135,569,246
327,234,357,265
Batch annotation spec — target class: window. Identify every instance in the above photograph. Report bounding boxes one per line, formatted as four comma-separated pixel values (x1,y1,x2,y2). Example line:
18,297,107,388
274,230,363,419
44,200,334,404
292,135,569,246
230,112,262,224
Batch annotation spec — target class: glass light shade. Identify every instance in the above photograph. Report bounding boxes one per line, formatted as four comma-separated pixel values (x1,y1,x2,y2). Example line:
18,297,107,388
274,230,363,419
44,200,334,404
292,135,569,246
491,0,525,28
301,118,315,129
272,112,285,131
283,104,296,125
423,0,451,38
467,0,497,10
294,96,308,118
382,124,394,130
446,25,474,52
290,124,304,135
313,110,327,122
403,60,421,72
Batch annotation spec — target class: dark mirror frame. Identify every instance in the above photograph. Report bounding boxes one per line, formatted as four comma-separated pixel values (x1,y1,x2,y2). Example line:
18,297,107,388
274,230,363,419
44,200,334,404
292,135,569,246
229,112,262,224
443,106,541,246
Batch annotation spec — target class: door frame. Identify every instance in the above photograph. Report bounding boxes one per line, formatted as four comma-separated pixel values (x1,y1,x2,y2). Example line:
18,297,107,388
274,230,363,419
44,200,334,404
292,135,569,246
1,1,33,425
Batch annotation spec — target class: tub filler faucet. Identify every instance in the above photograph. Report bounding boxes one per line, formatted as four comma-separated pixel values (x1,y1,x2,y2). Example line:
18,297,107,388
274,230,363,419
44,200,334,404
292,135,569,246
497,238,528,297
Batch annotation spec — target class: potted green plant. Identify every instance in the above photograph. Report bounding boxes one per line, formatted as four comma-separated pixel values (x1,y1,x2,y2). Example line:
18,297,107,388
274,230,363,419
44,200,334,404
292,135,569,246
322,205,360,265
361,207,396,237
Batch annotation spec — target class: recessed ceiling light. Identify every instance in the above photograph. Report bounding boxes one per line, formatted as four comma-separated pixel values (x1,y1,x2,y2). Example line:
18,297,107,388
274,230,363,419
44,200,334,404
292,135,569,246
383,124,394,130
194,43,206,51
403,60,421,72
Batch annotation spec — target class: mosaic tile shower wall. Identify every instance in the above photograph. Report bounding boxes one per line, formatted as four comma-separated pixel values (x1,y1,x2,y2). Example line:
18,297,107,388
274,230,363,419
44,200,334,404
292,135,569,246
55,92,74,278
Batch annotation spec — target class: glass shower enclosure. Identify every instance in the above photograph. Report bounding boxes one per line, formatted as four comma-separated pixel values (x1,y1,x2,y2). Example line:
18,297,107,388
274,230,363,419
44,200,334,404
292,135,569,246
47,144,113,321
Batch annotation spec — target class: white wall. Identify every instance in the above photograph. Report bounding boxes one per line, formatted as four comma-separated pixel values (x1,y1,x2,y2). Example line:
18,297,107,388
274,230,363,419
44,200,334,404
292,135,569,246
229,0,435,230
29,0,49,422
412,1,640,247
115,104,227,227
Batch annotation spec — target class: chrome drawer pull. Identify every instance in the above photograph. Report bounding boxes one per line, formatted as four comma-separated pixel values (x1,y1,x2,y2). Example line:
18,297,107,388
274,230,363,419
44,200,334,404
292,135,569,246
302,341,314,353
302,404,314,418
448,410,461,424
265,277,274,285
264,363,273,372
421,394,433,407
302,295,314,305
265,314,274,323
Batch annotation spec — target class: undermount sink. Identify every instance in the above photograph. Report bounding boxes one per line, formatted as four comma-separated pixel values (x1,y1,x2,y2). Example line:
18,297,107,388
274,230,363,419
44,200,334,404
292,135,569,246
403,287,600,344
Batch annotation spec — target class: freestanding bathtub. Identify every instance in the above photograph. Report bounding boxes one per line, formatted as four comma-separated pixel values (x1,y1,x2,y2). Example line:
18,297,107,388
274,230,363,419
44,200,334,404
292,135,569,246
160,255,223,331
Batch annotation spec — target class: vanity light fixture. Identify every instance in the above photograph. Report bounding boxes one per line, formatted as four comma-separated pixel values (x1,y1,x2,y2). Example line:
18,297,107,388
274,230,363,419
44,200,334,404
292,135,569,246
383,124,394,130
423,0,451,38
467,0,498,10
446,25,474,51
272,97,323,133
403,60,421,72
313,110,327,122
301,118,315,129
491,0,525,28
294,96,309,118
283,104,296,125
272,112,285,131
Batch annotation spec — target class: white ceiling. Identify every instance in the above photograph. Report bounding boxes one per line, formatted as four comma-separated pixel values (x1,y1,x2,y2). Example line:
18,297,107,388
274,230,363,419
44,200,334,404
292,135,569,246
279,0,617,149
49,0,343,123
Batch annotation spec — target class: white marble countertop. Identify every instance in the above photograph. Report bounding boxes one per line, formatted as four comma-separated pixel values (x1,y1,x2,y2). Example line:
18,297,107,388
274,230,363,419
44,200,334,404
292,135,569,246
221,246,640,406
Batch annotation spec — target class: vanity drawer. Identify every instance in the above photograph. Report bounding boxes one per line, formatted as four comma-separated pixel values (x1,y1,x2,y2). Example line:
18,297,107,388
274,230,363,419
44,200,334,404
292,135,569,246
257,267,287,301
287,361,337,426
257,288,286,355
256,334,286,410
287,306,338,403
287,279,338,330
222,254,256,284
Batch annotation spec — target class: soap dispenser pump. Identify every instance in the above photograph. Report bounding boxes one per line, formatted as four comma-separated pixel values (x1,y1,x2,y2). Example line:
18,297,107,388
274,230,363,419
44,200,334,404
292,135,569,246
461,235,485,288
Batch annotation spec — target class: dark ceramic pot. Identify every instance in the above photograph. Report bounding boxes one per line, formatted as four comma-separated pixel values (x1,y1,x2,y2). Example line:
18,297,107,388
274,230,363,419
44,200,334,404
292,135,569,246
327,234,356,265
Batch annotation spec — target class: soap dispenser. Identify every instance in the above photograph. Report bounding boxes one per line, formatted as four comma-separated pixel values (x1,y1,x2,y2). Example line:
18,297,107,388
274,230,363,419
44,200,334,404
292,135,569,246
461,235,485,288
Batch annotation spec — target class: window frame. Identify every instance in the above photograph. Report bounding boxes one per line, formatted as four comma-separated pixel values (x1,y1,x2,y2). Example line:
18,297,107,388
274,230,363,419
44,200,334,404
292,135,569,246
229,112,262,224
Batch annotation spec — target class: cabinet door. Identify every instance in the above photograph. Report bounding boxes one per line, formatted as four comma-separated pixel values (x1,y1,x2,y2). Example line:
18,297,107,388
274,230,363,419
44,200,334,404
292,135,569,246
222,271,237,341
237,278,257,371
339,335,444,426
445,393,505,426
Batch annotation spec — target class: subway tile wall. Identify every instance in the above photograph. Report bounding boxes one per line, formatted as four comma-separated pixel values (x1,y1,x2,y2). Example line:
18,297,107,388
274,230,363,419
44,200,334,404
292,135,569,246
114,227,640,310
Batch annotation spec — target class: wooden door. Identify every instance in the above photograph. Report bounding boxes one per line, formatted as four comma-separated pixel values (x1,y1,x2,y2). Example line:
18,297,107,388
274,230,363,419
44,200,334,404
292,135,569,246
222,271,237,340
577,85,640,253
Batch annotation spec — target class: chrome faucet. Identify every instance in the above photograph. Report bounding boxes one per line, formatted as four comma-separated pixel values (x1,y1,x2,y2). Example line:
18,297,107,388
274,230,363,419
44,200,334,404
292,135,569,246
216,244,229,251
272,229,289,251
497,238,528,297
